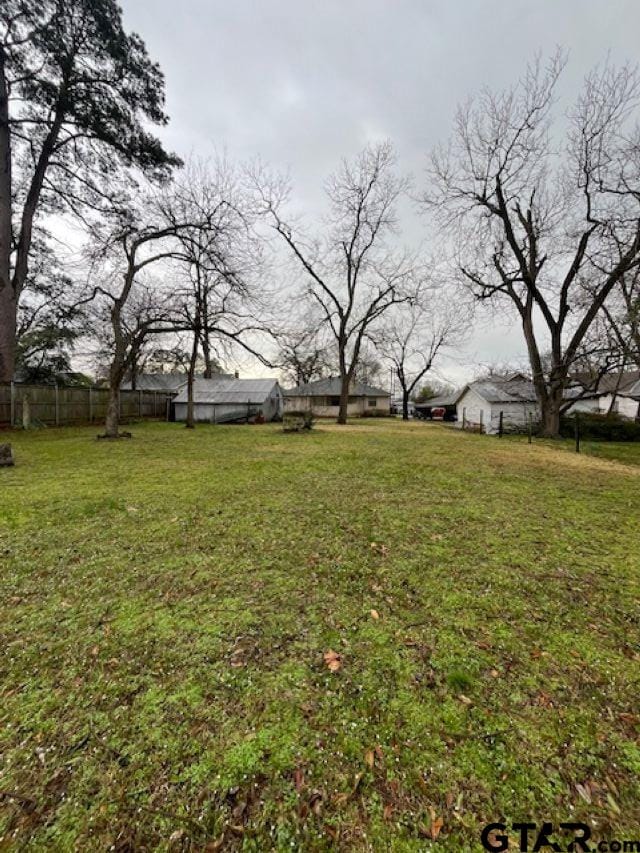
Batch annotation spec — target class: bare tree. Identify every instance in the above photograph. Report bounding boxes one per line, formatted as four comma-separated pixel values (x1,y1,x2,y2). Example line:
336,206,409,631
379,291,464,419
599,264,640,371
167,159,271,428
275,314,331,387
424,52,640,436
252,141,416,424
87,188,209,438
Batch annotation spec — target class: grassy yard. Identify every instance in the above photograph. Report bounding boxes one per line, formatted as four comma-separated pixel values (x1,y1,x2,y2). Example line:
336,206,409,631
1,420,639,851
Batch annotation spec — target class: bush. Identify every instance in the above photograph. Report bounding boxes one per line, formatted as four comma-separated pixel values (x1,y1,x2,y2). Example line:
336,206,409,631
560,412,640,442
361,408,391,418
282,410,314,432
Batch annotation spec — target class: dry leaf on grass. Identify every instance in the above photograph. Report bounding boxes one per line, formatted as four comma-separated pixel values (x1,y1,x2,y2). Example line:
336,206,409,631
370,609,380,620
293,768,305,792
323,649,342,672
364,749,375,769
429,807,444,840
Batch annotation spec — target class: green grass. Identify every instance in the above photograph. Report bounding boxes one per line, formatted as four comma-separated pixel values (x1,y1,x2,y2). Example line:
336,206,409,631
1,420,639,850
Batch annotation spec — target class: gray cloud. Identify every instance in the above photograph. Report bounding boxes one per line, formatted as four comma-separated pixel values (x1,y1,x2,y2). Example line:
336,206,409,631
119,0,640,380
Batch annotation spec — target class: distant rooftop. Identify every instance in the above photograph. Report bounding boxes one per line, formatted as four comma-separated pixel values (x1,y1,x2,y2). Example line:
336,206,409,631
284,376,389,397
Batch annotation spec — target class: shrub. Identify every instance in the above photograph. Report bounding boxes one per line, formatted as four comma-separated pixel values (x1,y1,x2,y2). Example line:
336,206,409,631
560,412,640,442
361,408,391,418
282,410,314,432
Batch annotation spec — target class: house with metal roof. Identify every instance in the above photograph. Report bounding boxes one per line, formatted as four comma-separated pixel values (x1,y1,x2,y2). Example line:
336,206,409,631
455,375,539,434
173,377,283,423
566,371,640,420
121,372,236,394
283,377,390,418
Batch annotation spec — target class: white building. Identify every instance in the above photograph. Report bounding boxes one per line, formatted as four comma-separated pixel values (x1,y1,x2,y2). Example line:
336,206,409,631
455,375,539,434
455,371,640,434
566,371,640,420
173,378,283,423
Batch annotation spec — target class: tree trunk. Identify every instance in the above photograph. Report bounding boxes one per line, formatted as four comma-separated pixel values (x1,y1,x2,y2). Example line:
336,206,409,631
201,329,214,379
337,373,350,424
185,325,200,429
0,44,14,383
540,388,563,438
104,384,120,438
402,389,410,420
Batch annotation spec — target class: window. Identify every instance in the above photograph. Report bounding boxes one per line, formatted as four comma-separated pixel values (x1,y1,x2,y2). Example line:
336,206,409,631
368,399,377,408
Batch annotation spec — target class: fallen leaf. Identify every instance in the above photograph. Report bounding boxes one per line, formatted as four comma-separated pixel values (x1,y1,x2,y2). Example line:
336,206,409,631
90,645,99,657
370,609,380,620
293,768,305,792
374,745,384,761
489,668,499,678
365,749,375,769
575,782,592,804
309,790,323,815
429,807,444,840
323,649,342,673
606,792,621,815
458,694,472,705
383,803,393,821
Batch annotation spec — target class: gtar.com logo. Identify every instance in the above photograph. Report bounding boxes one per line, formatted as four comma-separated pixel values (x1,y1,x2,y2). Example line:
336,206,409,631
480,821,640,852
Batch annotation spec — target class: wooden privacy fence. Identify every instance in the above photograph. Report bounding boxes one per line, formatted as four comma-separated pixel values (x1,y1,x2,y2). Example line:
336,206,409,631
0,383,171,428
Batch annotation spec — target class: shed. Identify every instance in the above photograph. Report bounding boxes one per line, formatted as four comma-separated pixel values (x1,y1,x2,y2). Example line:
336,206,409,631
284,377,390,417
456,376,539,434
173,378,283,423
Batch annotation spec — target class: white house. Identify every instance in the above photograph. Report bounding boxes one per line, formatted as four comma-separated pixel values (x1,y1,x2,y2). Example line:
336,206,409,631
456,371,640,434
455,375,539,434
284,377,390,417
173,378,283,423
566,371,640,420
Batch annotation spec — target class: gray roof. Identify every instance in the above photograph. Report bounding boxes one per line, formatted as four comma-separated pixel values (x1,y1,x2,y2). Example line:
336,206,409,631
463,377,538,404
173,377,280,405
571,370,640,398
284,376,389,398
415,394,459,408
121,373,190,392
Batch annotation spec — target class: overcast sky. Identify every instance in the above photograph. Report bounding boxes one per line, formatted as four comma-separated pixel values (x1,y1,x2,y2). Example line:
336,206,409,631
119,0,640,385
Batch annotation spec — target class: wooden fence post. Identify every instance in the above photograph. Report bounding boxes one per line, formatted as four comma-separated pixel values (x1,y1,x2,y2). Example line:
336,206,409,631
139,389,143,418
88,387,93,423
528,412,533,444
575,413,581,454
462,407,466,430
10,381,15,427
479,409,483,433
55,384,60,426
498,410,504,438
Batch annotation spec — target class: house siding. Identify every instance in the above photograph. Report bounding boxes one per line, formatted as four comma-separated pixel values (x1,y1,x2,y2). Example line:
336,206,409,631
284,395,390,417
457,388,539,434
